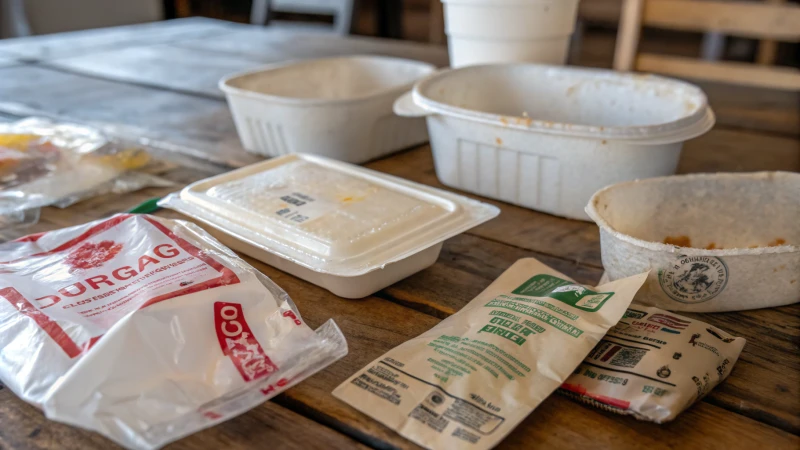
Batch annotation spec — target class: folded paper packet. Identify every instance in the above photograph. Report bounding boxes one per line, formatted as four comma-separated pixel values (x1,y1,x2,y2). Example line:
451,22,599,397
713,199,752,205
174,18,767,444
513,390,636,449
560,304,745,422
334,258,648,450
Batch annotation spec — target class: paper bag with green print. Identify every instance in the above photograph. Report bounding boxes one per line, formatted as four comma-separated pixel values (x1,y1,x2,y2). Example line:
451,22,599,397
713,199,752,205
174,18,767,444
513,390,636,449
334,258,648,450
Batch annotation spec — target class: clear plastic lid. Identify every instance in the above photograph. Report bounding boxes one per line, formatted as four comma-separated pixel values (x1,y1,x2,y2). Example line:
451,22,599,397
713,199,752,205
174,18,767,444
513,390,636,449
164,154,499,276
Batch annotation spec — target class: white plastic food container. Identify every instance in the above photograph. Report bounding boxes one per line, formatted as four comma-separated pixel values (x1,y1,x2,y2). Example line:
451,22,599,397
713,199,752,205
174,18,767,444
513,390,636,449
220,56,436,163
587,171,799,312
160,153,499,298
442,0,580,67
394,64,716,220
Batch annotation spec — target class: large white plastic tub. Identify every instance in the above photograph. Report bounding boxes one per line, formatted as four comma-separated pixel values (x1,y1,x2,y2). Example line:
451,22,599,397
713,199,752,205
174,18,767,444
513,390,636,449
395,64,716,220
220,56,436,164
587,172,799,312
442,0,580,67
160,154,499,298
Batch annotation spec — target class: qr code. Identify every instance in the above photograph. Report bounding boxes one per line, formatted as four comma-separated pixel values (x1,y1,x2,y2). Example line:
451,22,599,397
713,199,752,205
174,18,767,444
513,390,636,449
610,347,647,368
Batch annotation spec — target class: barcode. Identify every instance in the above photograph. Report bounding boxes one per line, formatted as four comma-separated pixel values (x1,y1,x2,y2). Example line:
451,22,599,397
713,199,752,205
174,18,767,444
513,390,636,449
610,347,647,368
280,195,306,207
410,404,449,432
276,208,310,223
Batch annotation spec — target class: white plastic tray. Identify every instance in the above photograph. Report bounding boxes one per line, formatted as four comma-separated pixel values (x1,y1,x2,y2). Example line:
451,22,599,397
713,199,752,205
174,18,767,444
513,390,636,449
220,56,436,164
587,171,799,312
395,64,716,220
160,154,499,298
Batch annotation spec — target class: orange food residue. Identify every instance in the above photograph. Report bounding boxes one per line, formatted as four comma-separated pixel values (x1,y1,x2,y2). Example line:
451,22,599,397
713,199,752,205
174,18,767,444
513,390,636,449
767,238,786,247
664,235,692,247
496,137,503,145
338,195,365,203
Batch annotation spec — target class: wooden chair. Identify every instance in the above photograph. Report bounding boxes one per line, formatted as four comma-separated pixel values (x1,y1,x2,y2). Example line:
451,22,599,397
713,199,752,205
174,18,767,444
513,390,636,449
251,0,356,35
613,0,800,90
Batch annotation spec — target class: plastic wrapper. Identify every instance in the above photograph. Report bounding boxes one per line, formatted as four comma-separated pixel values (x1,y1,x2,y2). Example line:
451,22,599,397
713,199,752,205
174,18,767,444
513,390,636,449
0,207,40,242
0,214,348,449
560,305,745,422
0,117,173,216
333,258,648,450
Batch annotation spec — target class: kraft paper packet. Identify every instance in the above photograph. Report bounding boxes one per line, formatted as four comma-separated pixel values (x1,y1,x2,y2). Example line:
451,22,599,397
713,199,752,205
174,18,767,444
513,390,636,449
560,304,745,423
333,258,649,450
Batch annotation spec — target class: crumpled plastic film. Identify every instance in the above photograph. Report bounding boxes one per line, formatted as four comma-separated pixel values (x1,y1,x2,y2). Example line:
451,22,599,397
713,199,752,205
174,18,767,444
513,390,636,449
0,214,348,449
0,117,173,216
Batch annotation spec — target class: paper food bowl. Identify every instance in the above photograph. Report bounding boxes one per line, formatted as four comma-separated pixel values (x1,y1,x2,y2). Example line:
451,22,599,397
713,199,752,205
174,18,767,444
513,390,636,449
161,153,499,298
394,64,715,220
587,172,799,312
220,56,436,164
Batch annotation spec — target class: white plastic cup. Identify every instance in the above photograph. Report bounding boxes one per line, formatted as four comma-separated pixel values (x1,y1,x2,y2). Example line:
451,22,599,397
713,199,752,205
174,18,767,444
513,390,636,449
442,0,580,67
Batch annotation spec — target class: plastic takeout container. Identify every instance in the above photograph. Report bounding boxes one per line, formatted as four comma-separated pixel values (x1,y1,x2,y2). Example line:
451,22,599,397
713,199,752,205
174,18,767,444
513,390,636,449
219,56,436,164
587,171,799,312
394,64,716,220
160,153,499,298
442,0,580,67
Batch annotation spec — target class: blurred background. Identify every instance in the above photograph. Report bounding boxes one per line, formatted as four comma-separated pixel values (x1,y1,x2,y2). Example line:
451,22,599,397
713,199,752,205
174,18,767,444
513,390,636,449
1,0,797,70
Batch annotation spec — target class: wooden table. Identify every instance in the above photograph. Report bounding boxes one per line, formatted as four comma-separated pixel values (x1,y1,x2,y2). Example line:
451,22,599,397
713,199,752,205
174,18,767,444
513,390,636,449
0,17,797,450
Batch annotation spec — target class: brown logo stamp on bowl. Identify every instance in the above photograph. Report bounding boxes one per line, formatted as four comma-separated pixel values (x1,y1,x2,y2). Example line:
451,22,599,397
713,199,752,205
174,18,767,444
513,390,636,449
658,255,729,303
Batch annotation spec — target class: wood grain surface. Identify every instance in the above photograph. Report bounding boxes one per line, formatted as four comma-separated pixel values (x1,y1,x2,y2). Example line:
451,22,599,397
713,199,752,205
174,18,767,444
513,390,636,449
0,17,797,450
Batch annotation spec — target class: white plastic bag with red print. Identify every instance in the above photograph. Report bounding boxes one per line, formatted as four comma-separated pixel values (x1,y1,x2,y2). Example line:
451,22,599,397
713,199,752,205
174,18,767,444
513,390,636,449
0,214,347,449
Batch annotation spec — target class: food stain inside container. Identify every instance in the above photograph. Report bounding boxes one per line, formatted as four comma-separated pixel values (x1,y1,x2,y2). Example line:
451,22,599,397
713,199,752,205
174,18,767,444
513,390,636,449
663,235,692,247
664,235,788,250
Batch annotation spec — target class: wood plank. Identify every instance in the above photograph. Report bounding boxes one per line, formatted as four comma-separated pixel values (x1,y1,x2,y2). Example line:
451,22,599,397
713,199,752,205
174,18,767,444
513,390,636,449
693,81,800,137
0,17,239,60
756,0,788,65
678,127,800,173
47,44,266,98
579,0,624,25
0,65,259,168
0,55,19,68
173,28,449,66
428,0,446,44
0,380,368,450
613,0,645,71
170,28,315,61
643,0,800,41
45,31,447,99
637,53,800,91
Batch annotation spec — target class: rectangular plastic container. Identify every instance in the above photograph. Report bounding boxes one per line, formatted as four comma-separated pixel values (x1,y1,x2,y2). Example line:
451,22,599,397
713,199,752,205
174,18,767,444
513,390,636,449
394,64,716,220
220,56,436,164
160,154,499,298
442,0,580,67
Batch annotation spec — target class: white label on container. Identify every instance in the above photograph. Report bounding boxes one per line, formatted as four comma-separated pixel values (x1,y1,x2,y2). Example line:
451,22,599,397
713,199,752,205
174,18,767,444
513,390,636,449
273,190,335,225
